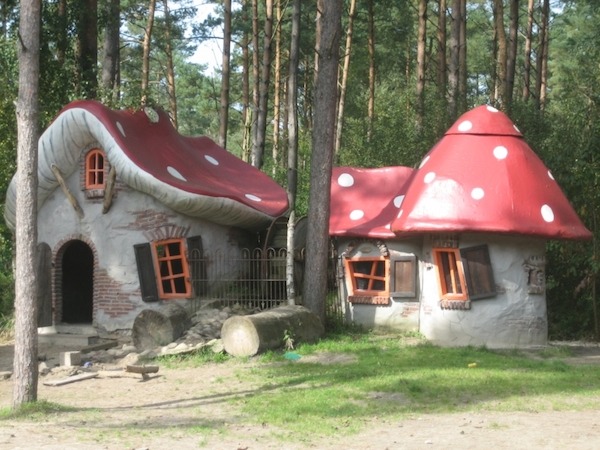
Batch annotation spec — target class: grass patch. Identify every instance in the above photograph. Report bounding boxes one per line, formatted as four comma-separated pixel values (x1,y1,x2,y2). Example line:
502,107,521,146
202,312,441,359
0,400,75,420
229,333,600,438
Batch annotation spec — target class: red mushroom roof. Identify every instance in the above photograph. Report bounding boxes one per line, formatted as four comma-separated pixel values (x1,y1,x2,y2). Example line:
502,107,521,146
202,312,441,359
390,105,592,240
330,166,415,238
3,100,289,230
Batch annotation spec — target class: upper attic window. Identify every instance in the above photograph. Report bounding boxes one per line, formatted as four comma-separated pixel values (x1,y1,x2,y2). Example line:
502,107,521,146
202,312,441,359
86,148,106,189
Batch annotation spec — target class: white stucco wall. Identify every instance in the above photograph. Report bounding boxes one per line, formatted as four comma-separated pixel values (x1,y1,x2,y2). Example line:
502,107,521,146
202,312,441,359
418,234,548,349
336,234,548,348
38,166,256,331
335,238,421,332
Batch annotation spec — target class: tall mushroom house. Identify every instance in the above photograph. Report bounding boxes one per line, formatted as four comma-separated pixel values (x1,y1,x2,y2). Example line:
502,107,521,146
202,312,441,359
331,105,592,348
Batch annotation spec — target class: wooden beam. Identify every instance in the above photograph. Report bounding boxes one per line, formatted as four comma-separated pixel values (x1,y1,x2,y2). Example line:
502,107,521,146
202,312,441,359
51,164,84,219
102,166,117,214
43,372,98,386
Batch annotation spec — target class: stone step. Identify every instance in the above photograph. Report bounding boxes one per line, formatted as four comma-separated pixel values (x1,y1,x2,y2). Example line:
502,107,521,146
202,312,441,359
38,333,100,347
38,324,99,347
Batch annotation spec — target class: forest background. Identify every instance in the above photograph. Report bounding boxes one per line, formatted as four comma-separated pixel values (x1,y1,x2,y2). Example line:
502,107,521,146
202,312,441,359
0,0,598,340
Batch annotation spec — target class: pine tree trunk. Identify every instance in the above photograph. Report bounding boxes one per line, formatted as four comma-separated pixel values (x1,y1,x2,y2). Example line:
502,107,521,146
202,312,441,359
335,0,357,157
522,0,534,101
303,0,342,322
537,0,550,111
271,0,282,175
241,0,251,162
141,0,157,105
286,0,301,304
458,0,467,114
101,0,120,105
164,0,177,128
250,0,260,164
219,0,232,148
77,0,98,98
505,0,519,110
252,0,274,169
447,0,460,121
493,0,507,108
416,0,427,131
13,0,41,408
367,0,375,140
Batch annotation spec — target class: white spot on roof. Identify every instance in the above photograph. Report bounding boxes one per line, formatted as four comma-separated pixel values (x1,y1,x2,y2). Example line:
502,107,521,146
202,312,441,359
548,170,554,180
385,223,391,229
419,155,430,169
245,194,262,202
486,105,499,113
338,173,354,187
458,120,473,132
397,209,403,219
167,166,187,182
349,210,364,221
471,187,485,200
205,155,219,165
513,124,521,133
541,204,554,223
116,121,125,137
393,195,405,208
493,146,508,160
424,172,436,184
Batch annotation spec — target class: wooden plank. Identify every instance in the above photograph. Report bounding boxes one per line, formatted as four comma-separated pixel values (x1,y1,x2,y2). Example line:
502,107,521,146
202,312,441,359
42,372,98,387
50,164,84,219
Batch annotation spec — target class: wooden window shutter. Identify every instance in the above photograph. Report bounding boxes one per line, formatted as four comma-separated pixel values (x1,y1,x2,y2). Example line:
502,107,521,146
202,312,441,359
134,243,159,302
187,235,207,296
390,255,417,298
460,245,496,300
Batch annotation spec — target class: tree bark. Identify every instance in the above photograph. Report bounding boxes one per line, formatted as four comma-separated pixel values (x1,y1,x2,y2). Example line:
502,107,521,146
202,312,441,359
241,0,251,162
132,304,191,351
416,0,427,131
251,0,274,169
437,0,448,99
77,0,98,98
367,0,375,140
219,0,232,148
13,0,41,408
221,305,324,357
286,0,301,304
302,0,342,323
271,0,282,174
335,0,356,157
505,0,519,110
447,0,460,121
522,0,534,101
164,0,177,128
536,0,550,111
493,0,507,109
250,0,260,163
101,0,120,105
141,0,157,106
458,0,467,114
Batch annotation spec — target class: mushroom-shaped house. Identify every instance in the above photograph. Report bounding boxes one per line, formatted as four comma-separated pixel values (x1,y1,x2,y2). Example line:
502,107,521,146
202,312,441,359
330,105,592,348
4,100,289,331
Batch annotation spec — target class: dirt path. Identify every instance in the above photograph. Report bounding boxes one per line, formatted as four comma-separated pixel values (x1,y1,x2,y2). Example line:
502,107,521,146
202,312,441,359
0,341,600,449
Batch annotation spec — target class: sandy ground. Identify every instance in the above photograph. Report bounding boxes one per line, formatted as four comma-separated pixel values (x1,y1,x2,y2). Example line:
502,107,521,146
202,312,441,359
0,341,599,449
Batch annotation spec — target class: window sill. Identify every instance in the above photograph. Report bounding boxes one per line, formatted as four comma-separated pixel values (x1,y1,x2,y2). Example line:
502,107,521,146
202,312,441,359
439,299,471,310
348,295,390,306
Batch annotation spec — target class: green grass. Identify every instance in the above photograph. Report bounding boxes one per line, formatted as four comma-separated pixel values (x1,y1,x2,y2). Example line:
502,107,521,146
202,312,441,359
229,332,600,438
0,399,75,419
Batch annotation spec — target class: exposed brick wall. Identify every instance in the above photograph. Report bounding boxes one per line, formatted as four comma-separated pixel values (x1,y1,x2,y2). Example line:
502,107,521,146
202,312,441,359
53,234,135,324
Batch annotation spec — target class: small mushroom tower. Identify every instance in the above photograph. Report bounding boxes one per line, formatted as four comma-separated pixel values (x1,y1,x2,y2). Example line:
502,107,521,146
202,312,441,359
391,105,592,240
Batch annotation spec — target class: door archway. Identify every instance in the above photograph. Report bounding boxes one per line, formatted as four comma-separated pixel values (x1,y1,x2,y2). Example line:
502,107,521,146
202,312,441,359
61,240,94,323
